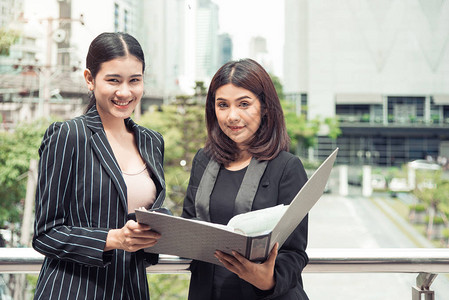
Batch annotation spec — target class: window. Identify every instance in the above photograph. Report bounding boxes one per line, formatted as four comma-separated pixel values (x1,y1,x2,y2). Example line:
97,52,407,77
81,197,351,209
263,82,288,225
114,3,120,32
124,9,128,33
388,96,425,124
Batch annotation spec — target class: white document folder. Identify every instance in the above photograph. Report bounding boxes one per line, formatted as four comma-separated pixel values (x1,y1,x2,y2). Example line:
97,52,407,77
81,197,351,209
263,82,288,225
135,148,338,265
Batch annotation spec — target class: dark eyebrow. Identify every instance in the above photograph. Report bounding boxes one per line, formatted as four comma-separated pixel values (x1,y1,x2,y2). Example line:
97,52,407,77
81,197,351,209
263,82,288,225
216,95,252,101
104,74,142,78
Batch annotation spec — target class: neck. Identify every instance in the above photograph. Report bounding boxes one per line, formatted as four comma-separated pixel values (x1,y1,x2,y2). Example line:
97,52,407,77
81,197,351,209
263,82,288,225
99,112,128,135
225,150,252,171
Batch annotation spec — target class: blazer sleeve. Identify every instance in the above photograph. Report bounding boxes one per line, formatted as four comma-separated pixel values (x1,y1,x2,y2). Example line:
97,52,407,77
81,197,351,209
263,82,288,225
32,122,111,267
259,155,309,299
181,149,205,219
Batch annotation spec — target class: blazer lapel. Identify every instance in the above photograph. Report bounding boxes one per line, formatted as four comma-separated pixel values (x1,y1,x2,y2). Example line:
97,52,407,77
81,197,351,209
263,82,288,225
195,159,220,222
127,118,165,208
233,158,268,215
85,107,128,212
195,157,268,221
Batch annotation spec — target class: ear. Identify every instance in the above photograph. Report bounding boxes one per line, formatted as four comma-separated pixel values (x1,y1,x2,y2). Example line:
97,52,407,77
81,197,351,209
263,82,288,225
84,69,94,91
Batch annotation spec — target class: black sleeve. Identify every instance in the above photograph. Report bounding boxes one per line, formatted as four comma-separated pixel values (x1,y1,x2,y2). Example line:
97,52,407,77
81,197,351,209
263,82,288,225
257,155,309,299
181,149,207,219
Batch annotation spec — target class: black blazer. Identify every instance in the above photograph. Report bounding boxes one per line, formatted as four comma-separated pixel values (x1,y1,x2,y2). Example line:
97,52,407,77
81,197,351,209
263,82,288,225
182,149,309,300
32,106,165,300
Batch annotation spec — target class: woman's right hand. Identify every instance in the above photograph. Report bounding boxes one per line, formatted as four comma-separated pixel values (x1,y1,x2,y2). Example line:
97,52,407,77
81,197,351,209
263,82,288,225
104,220,161,252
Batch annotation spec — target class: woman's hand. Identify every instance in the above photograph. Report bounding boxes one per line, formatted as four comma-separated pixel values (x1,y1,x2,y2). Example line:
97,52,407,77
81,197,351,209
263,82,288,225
214,242,278,291
104,220,161,252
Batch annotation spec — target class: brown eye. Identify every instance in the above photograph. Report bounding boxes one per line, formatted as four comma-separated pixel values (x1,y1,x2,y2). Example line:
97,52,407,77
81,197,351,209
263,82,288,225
217,102,228,108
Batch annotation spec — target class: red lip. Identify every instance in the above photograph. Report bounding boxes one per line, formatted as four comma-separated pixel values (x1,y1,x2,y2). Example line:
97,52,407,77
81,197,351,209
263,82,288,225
228,126,244,131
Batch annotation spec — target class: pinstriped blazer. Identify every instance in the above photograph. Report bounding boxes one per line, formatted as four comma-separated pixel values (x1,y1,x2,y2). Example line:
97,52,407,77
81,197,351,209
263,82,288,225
32,106,165,300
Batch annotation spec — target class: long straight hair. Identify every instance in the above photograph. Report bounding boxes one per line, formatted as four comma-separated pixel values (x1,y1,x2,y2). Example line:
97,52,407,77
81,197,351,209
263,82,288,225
204,58,290,164
84,32,145,113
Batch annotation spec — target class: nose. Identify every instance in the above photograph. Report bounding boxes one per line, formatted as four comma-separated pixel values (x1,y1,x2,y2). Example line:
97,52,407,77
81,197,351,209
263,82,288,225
116,84,132,98
227,106,240,123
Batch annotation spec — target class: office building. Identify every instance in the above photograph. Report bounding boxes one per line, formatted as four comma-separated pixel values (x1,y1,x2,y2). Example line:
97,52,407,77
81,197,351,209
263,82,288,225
284,0,449,166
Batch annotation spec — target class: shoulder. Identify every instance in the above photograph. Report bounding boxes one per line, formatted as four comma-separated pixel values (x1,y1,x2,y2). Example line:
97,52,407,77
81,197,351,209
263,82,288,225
268,151,304,169
139,125,164,141
39,117,86,155
43,116,84,139
190,148,212,174
265,151,307,182
193,148,214,167
194,148,210,162
129,121,164,145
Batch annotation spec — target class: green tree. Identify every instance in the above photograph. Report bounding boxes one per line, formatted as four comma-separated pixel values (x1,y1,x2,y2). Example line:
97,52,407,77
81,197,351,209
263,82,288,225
413,170,449,239
269,73,285,100
139,92,207,214
270,74,341,155
0,28,20,56
324,117,342,140
139,87,208,300
282,100,320,154
0,119,51,229
148,274,190,299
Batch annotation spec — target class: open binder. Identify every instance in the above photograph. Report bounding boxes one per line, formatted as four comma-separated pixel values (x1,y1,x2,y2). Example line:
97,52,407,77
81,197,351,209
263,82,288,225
135,148,338,266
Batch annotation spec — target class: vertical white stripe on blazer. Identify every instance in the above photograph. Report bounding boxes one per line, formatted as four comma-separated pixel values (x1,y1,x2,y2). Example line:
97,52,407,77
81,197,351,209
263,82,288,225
33,106,165,300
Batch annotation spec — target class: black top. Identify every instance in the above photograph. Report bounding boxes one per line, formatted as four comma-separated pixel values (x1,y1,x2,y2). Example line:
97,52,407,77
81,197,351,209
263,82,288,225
182,149,309,300
210,165,247,225
210,166,248,299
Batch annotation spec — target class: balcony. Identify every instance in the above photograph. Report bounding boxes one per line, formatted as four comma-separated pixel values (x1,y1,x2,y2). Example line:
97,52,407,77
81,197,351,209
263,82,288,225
0,247,447,299
337,114,449,127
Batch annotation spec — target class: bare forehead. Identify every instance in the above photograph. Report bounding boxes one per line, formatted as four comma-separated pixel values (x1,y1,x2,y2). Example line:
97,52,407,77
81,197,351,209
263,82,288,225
97,55,143,76
215,84,258,100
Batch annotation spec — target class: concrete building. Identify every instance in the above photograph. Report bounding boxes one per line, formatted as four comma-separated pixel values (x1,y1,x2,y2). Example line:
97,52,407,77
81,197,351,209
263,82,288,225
218,33,232,66
1,0,223,127
284,0,449,166
0,0,174,127
249,36,274,75
140,0,189,99
195,0,219,84
142,0,219,98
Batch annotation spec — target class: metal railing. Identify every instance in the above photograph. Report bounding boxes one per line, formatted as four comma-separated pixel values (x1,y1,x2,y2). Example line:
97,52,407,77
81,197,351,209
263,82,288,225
1,248,449,299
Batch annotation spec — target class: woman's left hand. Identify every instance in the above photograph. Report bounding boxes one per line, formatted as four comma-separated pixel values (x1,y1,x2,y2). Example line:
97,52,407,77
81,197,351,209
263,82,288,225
214,242,278,291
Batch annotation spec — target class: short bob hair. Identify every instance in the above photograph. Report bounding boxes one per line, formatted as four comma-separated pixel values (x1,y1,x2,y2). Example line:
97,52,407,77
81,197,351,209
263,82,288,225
204,58,290,164
84,32,145,112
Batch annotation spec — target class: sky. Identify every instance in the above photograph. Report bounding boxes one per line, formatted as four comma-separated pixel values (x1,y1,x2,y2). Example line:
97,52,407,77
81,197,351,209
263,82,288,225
211,0,285,77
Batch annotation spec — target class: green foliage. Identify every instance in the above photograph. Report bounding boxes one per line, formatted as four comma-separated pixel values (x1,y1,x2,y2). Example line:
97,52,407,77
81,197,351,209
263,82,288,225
324,117,342,140
424,215,445,225
280,101,341,155
413,170,449,233
409,203,427,213
0,119,51,227
385,167,404,182
413,171,448,207
282,100,320,152
442,228,449,239
27,274,39,296
139,98,207,213
269,73,285,100
148,274,190,299
0,28,20,56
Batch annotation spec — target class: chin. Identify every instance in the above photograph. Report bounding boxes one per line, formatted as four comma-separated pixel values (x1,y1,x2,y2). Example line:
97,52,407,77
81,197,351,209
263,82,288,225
113,110,134,119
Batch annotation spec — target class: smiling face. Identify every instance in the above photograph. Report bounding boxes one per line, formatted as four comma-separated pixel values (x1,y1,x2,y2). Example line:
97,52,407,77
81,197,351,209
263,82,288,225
84,55,144,122
215,83,262,149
